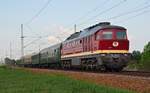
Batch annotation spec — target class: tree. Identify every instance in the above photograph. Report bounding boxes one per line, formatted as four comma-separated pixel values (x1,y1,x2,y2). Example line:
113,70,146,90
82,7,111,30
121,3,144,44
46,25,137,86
5,57,16,66
141,42,150,71
131,50,141,63
141,42,150,62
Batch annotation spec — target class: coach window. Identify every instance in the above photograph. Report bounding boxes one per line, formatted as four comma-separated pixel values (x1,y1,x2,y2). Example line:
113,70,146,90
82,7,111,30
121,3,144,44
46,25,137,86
116,31,126,39
96,33,100,40
102,31,113,39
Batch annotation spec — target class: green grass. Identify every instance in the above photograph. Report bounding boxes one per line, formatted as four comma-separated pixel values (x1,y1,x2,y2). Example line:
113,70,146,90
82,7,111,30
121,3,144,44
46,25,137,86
0,66,136,93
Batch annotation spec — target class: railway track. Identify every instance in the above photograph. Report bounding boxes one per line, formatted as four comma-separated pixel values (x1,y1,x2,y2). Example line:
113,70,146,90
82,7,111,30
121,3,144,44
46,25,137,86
37,67,150,78
82,70,150,78
118,70,150,77
14,66,150,77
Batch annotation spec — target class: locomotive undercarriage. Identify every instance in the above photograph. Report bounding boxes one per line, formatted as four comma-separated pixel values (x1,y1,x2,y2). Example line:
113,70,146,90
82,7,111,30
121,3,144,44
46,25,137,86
102,53,130,71
61,60,72,69
61,53,130,72
23,54,130,72
80,58,106,71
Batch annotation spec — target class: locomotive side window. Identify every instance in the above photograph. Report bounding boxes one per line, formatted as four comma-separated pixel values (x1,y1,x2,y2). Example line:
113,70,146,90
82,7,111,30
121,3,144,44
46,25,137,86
80,40,82,44
96,33,100,40
102,31,113,39
116,32,126,39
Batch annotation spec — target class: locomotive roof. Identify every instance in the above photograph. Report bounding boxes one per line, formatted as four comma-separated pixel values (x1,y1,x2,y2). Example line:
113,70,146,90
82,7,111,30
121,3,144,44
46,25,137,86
63,22,126,44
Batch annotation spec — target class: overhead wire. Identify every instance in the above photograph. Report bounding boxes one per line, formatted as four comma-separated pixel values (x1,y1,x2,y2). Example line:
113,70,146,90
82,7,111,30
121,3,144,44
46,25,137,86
23,0,53,50
99,0,150,23
24,38,42,49
64,0,111,29
24,24,41,37
77,0,127,27
26,0,52,25
101,1,150,21
116,9,150,23
56,0,111,41
24,0,150,52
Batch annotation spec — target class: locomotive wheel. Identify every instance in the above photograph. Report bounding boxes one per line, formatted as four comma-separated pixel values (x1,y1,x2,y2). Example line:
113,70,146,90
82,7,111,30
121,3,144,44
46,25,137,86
85,63,89,71
61,61,65,69
61,60,72,70
96,65,106,72
88,60,92,70
81,60,87,70
113,67,123,72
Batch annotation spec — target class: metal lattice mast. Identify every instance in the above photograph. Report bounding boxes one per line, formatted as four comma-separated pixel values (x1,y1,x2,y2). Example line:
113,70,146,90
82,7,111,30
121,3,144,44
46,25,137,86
21,24,24,63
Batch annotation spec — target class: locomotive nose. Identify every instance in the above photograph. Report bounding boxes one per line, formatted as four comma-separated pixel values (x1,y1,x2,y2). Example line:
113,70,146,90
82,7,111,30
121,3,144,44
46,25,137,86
113,57,119,62
112,54,120,62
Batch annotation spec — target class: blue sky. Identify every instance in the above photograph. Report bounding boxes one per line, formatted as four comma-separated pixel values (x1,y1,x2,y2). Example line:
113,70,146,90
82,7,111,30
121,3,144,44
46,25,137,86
0,0,150,59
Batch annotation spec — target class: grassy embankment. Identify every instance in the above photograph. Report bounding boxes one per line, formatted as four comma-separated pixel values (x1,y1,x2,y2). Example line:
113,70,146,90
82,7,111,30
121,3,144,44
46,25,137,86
0,66,136,93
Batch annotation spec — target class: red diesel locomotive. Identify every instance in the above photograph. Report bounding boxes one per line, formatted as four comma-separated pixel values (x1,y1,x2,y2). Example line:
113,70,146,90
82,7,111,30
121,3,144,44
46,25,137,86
20,22,130,72
61,22,130,71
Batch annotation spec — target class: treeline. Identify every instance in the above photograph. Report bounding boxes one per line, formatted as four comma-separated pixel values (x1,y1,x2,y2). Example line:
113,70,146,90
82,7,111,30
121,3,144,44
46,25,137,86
5,57,21,66
130,42,150,71
5,58,16,66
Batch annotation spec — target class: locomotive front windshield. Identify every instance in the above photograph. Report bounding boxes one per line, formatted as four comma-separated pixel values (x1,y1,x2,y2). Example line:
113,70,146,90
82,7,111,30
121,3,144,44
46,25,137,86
116,31,126,39
102,31,113,39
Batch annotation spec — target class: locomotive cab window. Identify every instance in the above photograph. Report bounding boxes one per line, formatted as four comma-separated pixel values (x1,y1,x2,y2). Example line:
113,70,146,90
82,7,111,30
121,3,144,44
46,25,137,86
102,31,113,39
116,31,126,39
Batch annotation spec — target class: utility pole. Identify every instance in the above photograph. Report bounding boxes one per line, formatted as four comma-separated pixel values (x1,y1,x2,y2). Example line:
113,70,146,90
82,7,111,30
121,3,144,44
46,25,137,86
0,57,2,64
74,24,76,33
21,24,24,63
5,49,8,58
10,42,12,59
39,44,41,65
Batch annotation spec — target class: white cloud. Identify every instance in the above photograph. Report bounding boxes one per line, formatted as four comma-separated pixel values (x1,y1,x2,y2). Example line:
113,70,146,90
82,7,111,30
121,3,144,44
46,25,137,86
42,24,73,35
44,24,73,35
42,24,74,42
59,26,73,35
52,24,57,28
42,26,51,33
128,34,135,41
47,36,61,42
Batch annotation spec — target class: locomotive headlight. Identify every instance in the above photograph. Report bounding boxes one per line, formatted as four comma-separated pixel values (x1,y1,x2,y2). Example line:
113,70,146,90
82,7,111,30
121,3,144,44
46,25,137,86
124,54,128,56
113,42,119,47
101,54,106,56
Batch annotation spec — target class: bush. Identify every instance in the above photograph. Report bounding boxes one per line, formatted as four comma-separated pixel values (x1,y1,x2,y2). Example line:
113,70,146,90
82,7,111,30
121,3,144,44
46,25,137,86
141,42,150,71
